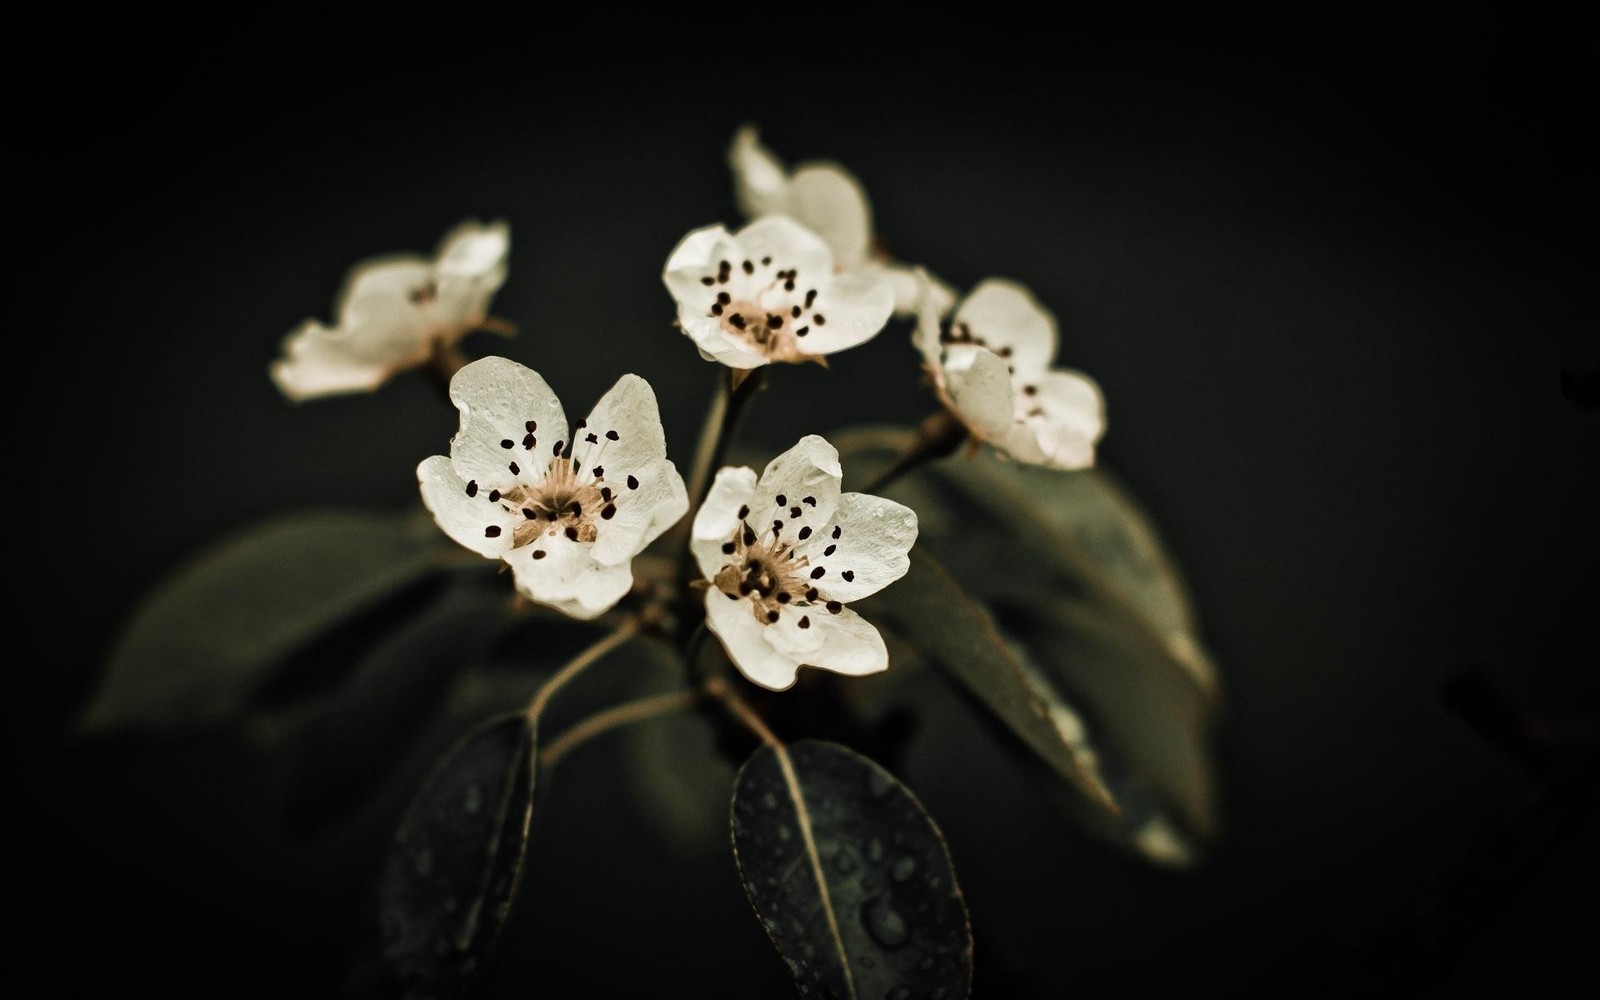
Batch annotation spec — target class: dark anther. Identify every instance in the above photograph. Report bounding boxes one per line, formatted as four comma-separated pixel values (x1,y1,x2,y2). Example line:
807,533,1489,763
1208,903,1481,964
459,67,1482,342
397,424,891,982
776,591,791,604
601,487,613,501
789,506,801,518
832,525,842,539
553,440,565,455
594,466,605,478
798,526,812,539
792,305,802,318
740,581,754,595
783,279,795,291
508,462,520,475
810,567,826,579
806,588,819,601
585,433,599,444
742,260,754,274
826,600,842,614
1023,385,1037,396
766,610,780,623
841,571,855,582
711,303,724,316
804,289,817,307
606,430,619,441
627,474,639,490
743,526,756,545
523,433,536,449
565,526,579,541
546,510,558,521
799,616,811,629
998,346,1013,357
717,291,731,304
802,496,815,506
730,314,747,329
533,549,548,559
814,314,826,325
795,326,809,337
701,276,715,286
485,525,502,538
569,501,583,516
776,495,787,506
466,480,478,497
767,313,783,328
722,541,736,554
602,503,617,520
500,439,513,449
523,508,538,519
772,520,783,533
761,256,771,265
824,544,836,556
738,505,750,519
526,420,537,432
488,489,501,503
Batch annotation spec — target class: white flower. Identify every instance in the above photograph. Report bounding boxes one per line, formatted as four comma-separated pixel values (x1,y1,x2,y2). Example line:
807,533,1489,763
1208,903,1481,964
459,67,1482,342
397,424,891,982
271,220,511,401
418,357,688,620
663,216,894,369
691,435,917,690
914,275,1106,469
728,125,956,318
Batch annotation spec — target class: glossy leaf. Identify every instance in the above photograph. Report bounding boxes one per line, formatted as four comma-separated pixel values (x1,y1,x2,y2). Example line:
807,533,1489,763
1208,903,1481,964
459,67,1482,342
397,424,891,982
380,713,536,999
732,739,971,1000
82,509,452,735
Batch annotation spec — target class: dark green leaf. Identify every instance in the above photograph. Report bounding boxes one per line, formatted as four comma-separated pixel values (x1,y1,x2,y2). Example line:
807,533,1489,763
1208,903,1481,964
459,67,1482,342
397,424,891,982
732,739,971,1000
862,546,1118,813
381,712,536,999
82,509,453,735
835,427,1220,861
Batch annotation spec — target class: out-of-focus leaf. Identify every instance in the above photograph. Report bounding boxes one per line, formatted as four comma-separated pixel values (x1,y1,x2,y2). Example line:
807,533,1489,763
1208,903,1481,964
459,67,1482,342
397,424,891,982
862,546,1118,814
836,427,1220,862
82,509,454,735
380,713,536,999
732,739,972,1000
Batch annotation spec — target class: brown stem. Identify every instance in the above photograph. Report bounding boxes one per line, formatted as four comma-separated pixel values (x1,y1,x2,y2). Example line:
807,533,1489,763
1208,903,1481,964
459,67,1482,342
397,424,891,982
538,689,700,769
703,675,780,748
524,618,642,724
860,409,969,494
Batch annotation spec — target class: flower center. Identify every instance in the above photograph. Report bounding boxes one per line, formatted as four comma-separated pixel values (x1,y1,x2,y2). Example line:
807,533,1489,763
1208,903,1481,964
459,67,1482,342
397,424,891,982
699,257,829,361
502,456,607,547
713,533,815,625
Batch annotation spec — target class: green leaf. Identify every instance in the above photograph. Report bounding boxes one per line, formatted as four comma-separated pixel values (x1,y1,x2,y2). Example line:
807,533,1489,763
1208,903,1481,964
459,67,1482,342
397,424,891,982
835,427,1220,861
862,546,1118,813
82,509,454,735
380,712,536,999
732,739,972,1000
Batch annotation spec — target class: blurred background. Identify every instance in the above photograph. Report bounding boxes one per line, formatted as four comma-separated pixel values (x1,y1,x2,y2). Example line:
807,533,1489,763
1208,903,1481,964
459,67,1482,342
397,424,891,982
12,11,1594,997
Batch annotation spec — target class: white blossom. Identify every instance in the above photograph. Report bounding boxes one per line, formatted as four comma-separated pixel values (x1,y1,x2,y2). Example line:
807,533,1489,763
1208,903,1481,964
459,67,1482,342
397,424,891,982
728,125,955,318
663,216,894,369
914,274,1106,469
272,220,510,401
418,357,687,620
691,435,917,690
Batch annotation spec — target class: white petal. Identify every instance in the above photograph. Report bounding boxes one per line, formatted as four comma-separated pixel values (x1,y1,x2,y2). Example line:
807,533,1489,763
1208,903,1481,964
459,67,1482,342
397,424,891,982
789,268,894,358
417,454,518,558
1014,367,1106,469
728,125,790,220
504,532,633,620
943,346,1015,438
909,268,947,370
955,279,1058,375
335,257,435,334
663,224,739,309
446,357,569,491
571,374,667,479
691,466,759,580
878,261,956,320
798,493,917,603
705,588,800,691
745,435,843,545
589,457,688,566
433,220,510,330
795,606,889,678
787,163,872,268
734,215,835,282
271,320,406,401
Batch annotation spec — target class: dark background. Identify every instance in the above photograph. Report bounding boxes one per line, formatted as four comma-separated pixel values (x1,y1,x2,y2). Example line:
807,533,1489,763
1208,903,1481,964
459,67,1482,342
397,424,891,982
13,13,1595,998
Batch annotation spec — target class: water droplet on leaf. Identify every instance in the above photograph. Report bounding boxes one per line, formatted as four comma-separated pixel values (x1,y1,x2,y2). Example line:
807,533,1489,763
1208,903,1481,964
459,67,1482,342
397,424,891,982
891,856,917,882
862,895,910,948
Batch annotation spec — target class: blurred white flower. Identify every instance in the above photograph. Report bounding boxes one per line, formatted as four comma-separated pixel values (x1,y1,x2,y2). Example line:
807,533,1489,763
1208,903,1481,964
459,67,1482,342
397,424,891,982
914,275,1106,469
729,125,955,318
691,435,917,690
272,220,510,401
663,216,894,369
418,357,687,620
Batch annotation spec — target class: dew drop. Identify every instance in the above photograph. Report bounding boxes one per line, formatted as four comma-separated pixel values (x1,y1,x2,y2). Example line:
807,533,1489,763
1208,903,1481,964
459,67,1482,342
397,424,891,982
833,851,858,875
861,895,910,948
761,791,779,811
866,837,885,864
891,856,917,883
777,824,793,842
866,769,893,799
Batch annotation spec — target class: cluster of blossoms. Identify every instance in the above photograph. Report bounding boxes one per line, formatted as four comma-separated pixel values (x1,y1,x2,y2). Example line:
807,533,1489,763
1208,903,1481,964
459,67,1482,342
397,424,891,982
271,129,1106,689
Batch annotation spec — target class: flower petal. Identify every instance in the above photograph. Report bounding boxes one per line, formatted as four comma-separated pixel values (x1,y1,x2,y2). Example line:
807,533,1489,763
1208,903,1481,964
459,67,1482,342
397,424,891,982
417,454,518,558
692,466,760,580
729,125,790,220
446,357,569,491
270,320,407,402
572,374,668,481
705,588,801,691
335,257,435,335
504,532,633,620
787,163,872,268
791,605,889,678
1013,367,1106,469
943,346,1016,439
589,457,688,566
786,268,895,357
433,219,510,330
746,435,843,544
796,492,917,603
735,216,833,282
878,260,956,320
663,225,776,369
955,279,1058,375
910,268,947,369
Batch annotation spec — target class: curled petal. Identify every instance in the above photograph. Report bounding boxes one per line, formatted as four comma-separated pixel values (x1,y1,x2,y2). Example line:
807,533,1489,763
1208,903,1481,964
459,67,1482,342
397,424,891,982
787,163,872,268
796,493,917,603
943,346,1016,439
504,537,633,621
705,587,802,691
692,466,760,581
729,125,790,220
446,357,568,491
955,279,1058,375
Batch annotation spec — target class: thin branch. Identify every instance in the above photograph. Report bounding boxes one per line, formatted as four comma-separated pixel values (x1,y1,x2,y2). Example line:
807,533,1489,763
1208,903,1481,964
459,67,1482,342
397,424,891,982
539,689,700,769
704,675,780,748
525,617,642,724
860,409,968,494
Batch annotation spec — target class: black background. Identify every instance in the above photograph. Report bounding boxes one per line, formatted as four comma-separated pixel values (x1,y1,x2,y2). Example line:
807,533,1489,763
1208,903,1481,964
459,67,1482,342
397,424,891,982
13,13,1595,998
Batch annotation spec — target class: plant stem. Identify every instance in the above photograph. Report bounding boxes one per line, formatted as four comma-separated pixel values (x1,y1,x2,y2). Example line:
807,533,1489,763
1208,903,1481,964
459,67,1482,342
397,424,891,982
683,367,767,528
860,409,969,494
539,689,700,769
703,675,780,749
525,617,642,724
424,338,470,399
